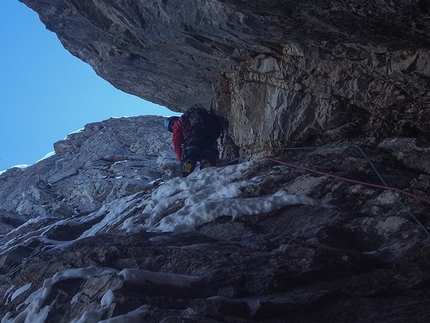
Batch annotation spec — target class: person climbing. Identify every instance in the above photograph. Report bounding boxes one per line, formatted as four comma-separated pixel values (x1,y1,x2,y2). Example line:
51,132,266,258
164,106,222,177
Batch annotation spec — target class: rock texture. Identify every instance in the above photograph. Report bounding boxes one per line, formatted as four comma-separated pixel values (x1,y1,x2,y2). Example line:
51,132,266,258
0,116,177,224
1,116,430,322
20,0,430,152
2,0,430,322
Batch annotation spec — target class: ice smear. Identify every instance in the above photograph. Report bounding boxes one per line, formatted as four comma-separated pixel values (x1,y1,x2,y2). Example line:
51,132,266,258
70,308,106,323
10,283,32,301
101,289,117,307
0,218,55,257
118,268,202,288
64,289,117,322
0,192,147,260
2,267,118,323
3,266,196,323
123,161,319,233
1,160,324,322
78,193,145,238
156,191,317,232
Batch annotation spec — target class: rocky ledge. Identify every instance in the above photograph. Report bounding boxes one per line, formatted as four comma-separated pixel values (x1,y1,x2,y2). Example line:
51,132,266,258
0,116,429,322
2,0,430,321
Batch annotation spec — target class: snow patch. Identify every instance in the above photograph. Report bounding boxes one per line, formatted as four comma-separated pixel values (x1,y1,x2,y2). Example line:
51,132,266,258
70,308,106,323
101,289,117,307
36,151,55,163
123,161,319,233
79,193,144,238
1,267,118,323
1,159,328,322
11,283,32,301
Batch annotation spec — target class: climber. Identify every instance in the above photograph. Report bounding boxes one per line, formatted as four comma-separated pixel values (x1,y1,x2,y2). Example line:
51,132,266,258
164,106,222,177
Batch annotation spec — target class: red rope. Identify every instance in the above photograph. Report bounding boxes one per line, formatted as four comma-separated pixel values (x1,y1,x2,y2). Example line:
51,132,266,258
261,157,430,205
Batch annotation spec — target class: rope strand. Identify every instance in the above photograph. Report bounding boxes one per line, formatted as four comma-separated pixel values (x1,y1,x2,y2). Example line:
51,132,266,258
260,157,430,205
219,143,430,238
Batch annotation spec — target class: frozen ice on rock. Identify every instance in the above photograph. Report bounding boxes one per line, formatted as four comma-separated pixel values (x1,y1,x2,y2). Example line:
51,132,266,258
0,160,322,323
78,193,145,238
3,266,197,323
122,161,319,233
155,190,318,232
69,289,117,322
10,283,31,301
71,308,106,323
1,267,118,323
100,289,117,307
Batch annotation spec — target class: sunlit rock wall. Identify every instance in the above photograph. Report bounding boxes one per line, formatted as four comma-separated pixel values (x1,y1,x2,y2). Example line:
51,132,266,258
0,116,177,219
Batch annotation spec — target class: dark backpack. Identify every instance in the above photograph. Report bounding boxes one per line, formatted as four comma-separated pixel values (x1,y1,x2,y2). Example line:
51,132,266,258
183,107,221,141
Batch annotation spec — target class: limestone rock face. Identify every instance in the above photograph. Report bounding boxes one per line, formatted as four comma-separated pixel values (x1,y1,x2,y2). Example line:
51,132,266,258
20,0,430,152
0,116,177,219
2,1,430,322
1,127,430,321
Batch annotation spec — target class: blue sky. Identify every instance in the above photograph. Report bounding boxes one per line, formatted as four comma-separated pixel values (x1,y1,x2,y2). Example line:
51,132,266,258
0,0,174,171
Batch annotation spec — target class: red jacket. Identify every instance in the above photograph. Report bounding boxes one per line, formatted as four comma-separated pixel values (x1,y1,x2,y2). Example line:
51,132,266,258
172,116,186,161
